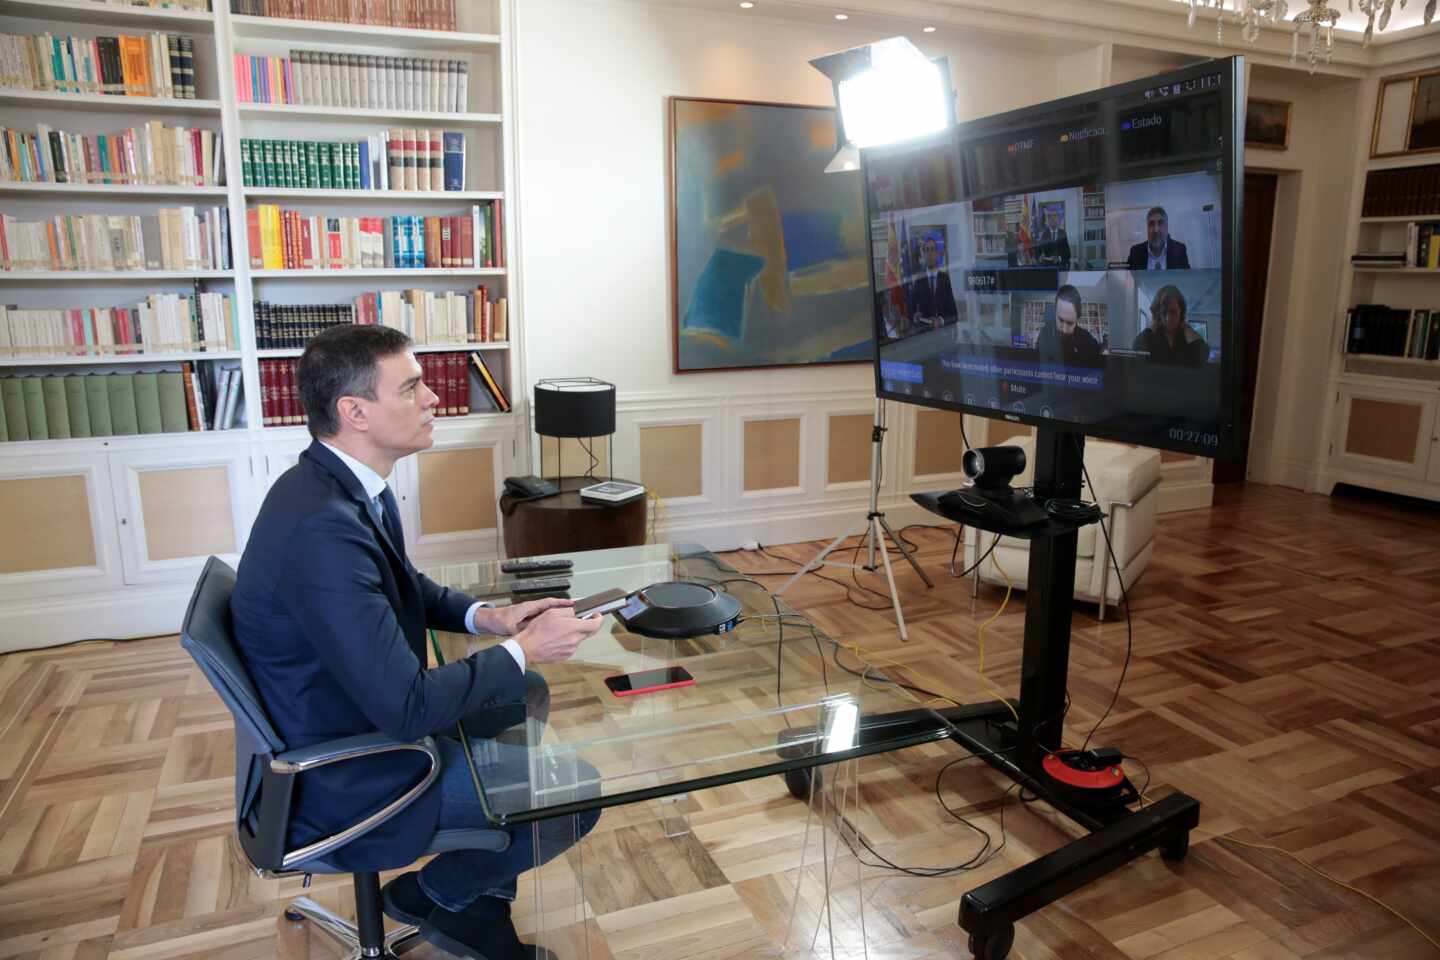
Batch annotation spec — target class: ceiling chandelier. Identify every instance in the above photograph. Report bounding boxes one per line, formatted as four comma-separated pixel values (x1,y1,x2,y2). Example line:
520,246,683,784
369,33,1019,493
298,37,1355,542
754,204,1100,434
1185,0,1437,71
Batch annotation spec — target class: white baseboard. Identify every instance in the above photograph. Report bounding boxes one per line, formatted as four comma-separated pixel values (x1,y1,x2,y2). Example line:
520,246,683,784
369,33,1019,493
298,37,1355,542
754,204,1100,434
1157,480,1213,514
653,498,951,554
0,584,191,652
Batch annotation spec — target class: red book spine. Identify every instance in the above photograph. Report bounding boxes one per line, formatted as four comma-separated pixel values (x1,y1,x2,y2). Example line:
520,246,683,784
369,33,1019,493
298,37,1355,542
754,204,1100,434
246,208,262,268
259,360,272,427
456,352,469,414
281,359,296,425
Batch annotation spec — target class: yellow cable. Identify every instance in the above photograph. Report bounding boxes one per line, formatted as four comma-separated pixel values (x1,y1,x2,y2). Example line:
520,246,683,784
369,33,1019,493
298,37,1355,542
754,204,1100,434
1218,836,1440,952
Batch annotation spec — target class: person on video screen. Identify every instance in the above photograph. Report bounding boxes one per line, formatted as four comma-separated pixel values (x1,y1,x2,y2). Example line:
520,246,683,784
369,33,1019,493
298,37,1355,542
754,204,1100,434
1133,284,1207,365
1035,210,1072,270
910,237,957,326
1126,206,1190,270
1036,285,1102,367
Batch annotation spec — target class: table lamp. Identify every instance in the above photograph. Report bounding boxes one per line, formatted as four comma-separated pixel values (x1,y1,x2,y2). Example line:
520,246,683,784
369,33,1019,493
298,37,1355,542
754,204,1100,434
533,377,616,481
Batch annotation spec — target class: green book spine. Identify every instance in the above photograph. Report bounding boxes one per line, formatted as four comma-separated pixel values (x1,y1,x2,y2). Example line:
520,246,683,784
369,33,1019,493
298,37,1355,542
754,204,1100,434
263,139,275,187
41,376,71,439
157,371,189,432
284,140,295,188
86,374,113,437
108,373,138,436
1,379,28,442
64,375,91,438
306,141,318,188
21,378,48,440
133,372,163,434
0,379,7,441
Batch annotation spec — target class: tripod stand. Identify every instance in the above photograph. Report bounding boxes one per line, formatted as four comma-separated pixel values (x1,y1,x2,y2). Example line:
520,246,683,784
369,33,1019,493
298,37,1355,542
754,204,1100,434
776,397,932,639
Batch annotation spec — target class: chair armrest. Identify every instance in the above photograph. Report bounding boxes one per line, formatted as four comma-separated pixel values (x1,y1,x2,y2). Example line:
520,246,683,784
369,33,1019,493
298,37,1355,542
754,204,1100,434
270,734,443,870
1090,448,1161,505
271,731,436,774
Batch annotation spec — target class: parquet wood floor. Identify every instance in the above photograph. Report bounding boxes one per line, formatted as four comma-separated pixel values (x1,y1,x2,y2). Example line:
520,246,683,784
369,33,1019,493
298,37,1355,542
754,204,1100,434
3,483,1439,959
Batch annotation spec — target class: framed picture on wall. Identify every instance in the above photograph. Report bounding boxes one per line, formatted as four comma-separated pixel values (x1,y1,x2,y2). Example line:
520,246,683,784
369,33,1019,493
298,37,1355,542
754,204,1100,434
669,97,873,373
1244,97,1291,150
1371,68,1440,158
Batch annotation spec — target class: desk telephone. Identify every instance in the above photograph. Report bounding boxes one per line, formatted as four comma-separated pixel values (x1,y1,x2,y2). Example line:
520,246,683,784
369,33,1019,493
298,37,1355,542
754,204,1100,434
503,475,558,499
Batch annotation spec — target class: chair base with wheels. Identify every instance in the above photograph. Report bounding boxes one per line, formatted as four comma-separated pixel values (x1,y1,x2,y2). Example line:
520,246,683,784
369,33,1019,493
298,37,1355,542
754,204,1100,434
281,873,420,960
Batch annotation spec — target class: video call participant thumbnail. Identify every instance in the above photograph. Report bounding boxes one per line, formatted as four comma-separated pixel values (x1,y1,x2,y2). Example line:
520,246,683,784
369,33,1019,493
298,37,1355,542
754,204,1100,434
1133,283,1207,365
1126,206,1190,270
1036,284,1103,368
910,236,957,325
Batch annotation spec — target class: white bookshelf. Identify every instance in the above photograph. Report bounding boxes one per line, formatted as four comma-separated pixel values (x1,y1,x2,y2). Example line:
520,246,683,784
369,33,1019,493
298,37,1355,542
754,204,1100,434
236,102,502,125
0,90,223,114
241,187,502,200
0,0,524,646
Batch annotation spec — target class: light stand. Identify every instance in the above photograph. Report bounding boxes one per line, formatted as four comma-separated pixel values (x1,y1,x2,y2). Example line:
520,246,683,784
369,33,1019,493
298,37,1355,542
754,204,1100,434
776,397,932,640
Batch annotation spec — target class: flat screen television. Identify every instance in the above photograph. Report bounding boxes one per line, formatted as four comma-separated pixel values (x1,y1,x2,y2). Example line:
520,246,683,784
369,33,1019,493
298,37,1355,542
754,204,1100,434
864,56,1245,459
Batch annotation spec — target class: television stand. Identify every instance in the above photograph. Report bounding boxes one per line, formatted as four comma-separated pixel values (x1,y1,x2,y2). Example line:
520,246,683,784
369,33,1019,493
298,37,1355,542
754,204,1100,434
905,427,1200,958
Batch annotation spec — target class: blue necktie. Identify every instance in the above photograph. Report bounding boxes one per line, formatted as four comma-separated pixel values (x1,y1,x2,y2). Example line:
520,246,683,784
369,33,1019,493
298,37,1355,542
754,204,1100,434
369,488,404,557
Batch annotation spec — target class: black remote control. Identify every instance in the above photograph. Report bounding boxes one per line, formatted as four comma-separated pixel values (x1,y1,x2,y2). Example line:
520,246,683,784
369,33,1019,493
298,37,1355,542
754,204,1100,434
501,558,574,576
509,576,570,595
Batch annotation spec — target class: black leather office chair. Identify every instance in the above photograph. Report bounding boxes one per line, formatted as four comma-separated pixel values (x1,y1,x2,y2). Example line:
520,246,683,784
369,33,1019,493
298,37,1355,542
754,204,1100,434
181,556,511,959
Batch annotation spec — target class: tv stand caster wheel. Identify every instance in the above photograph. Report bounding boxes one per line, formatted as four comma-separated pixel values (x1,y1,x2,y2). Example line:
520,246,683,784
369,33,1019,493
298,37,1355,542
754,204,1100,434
283,908,305,923
1161,832,1190,863
968,924,1014,960
784,766,822,800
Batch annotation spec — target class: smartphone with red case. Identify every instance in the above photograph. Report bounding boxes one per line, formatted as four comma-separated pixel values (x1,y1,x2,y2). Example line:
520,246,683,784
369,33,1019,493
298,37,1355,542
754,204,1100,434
604,666,695,697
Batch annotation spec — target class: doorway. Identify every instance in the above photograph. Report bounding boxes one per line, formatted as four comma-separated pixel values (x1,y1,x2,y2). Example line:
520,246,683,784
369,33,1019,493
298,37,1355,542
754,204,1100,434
1215,171,1279,485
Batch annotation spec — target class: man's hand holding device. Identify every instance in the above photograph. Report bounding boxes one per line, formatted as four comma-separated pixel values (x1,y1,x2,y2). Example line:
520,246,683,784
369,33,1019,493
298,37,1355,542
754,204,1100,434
480,596,571,636
513,604,603,664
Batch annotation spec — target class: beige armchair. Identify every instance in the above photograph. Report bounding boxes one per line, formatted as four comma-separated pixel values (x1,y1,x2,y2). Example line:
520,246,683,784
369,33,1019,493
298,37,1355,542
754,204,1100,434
961,436,1160,619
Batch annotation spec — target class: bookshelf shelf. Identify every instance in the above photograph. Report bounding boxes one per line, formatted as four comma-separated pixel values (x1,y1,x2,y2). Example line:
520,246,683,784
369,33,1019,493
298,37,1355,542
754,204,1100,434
1358,215,1437,223
229,13,499,50
1352,267,1440,275
236,103,501,125
1345,354,1439,367
0,182,228,197
0,271,235,281
255,343,508,358
1367,154,1440,172
249,268,505,278
259,412,510,436
241,188,502,201
0,428,248,452
0,351,242,368
0,90,223,115
0,0,216,30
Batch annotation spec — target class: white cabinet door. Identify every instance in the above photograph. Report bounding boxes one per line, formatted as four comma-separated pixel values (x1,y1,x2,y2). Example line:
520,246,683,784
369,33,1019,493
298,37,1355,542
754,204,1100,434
1330,385,1437,483
1427,407,1440,487
398,427,514,562
257,434,313,499
0,451,123,603
108,445,254,585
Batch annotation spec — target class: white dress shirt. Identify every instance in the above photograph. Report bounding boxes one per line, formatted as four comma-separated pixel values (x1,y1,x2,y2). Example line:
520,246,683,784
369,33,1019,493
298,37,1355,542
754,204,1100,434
1146,239,1168,271
320,441,525,671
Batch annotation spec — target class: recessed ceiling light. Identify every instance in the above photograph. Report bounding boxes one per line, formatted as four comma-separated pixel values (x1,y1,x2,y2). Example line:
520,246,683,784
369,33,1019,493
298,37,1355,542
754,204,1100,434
834,12,848,19
922,25,936,32
739,1,754,7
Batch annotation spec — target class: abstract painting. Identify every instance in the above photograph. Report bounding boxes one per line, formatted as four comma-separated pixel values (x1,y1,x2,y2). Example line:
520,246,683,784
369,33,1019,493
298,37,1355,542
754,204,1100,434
670,97,872,373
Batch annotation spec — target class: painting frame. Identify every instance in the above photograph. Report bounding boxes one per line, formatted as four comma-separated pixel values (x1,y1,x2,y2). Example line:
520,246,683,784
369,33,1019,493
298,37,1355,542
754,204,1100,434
1245,97,1291,151
668,95,874,375
1369,68,1440,159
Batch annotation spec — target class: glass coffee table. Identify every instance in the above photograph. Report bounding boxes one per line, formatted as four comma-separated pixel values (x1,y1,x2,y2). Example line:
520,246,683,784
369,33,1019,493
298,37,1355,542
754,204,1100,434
423,542,966,958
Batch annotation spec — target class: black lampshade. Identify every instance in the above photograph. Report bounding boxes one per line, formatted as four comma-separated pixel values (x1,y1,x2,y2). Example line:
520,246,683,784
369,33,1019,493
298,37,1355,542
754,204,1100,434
533,377,616,438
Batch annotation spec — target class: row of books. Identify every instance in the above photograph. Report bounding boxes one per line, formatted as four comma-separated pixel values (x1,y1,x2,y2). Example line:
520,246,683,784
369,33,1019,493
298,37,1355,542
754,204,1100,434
0,293,236,357
2,123,224,187
0,31,199,100
240,130,464,191
1344,304,1440,360
86,1,210,9
0,208,232,272
233,51,468,113
245,205,498,270
258,351,502,427
255,287,505,348
1362,164,1440,219
228,0,457,31
0,364,241,442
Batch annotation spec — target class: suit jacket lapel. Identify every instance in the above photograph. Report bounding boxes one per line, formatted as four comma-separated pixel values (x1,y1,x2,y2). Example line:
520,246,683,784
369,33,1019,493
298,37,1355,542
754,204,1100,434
303,442,409,579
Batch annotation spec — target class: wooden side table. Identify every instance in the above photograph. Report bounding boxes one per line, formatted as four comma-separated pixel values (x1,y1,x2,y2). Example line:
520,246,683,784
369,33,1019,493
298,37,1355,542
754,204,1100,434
499,477,647,558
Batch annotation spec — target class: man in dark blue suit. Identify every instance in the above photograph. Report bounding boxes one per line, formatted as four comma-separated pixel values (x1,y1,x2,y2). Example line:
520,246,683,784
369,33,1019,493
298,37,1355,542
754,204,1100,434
233,324,602,959
1125,206,1191,270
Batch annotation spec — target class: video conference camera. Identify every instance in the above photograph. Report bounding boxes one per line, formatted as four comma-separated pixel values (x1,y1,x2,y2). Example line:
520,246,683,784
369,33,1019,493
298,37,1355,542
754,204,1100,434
961,445,1026,490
